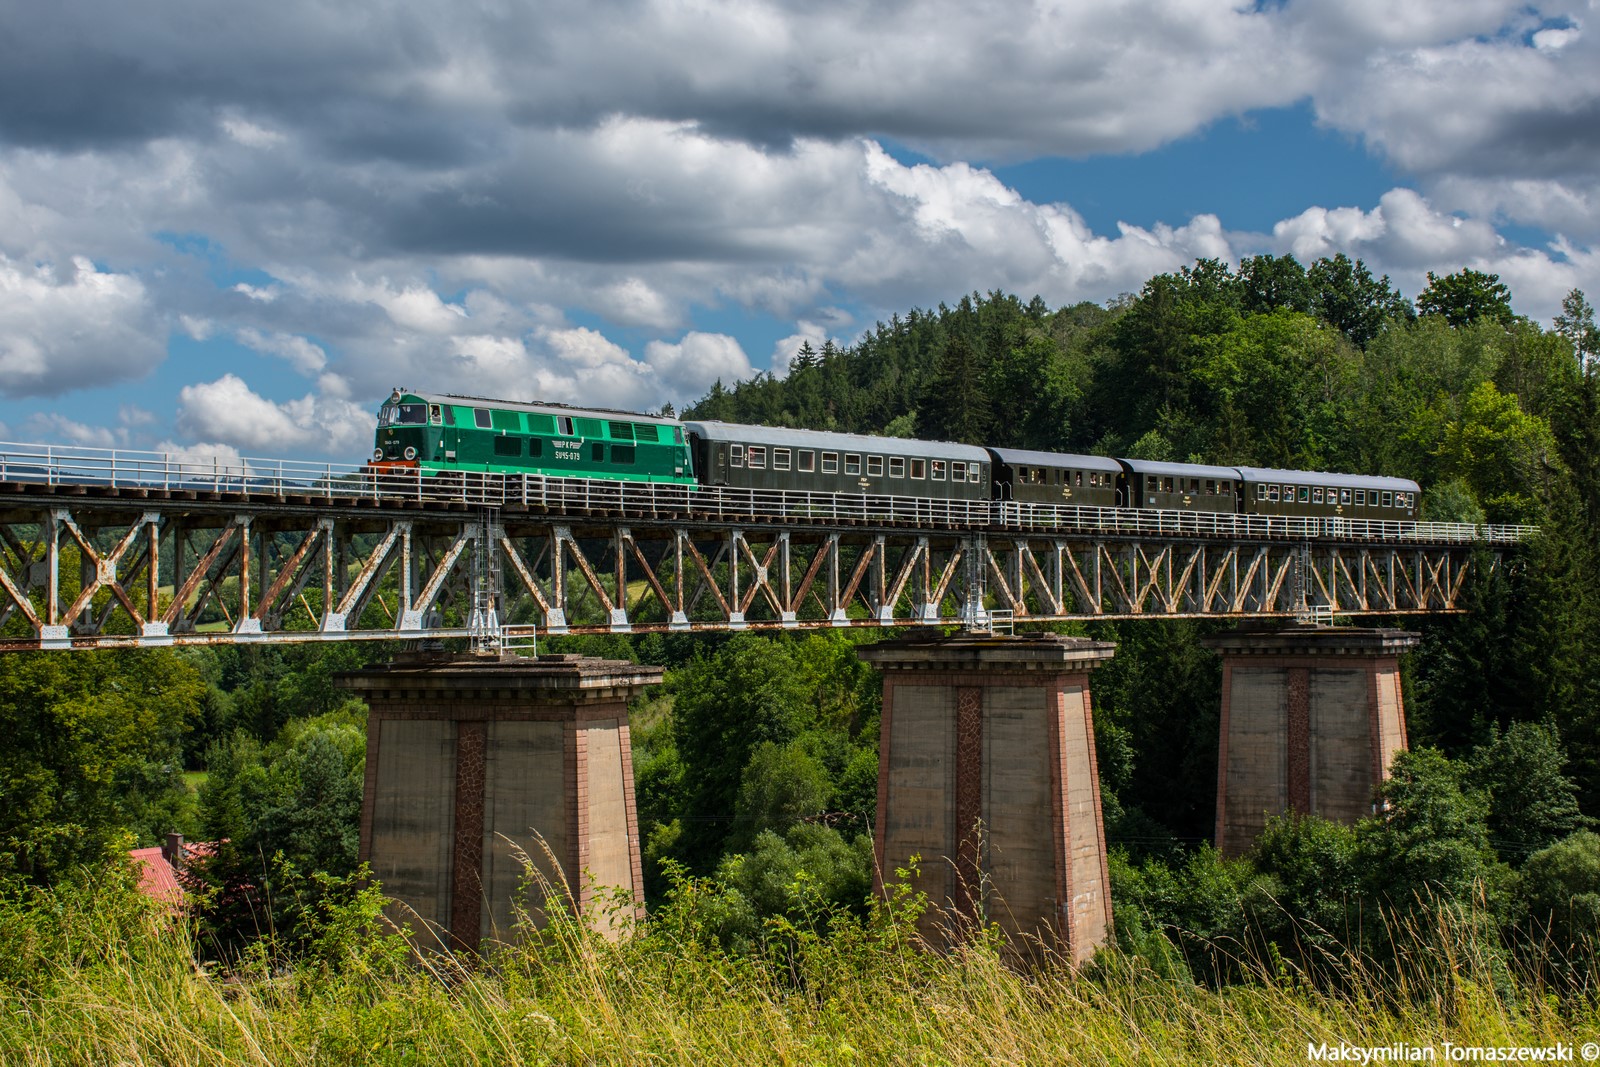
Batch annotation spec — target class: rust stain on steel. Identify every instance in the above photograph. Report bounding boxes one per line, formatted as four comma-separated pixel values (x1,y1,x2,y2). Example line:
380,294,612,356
162,523,239,625
255,525,325,620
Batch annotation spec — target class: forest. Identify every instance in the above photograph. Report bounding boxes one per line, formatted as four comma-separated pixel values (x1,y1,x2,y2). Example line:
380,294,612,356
5,255,1600,1062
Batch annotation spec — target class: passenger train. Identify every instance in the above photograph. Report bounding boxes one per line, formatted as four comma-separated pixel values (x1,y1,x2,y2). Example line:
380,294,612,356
369,389,1421,521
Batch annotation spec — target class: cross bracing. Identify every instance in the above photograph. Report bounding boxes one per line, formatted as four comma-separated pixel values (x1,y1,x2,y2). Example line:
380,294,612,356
0,461,1531,651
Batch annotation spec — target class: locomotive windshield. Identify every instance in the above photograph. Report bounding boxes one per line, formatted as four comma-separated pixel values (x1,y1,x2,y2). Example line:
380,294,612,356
380,403,428,426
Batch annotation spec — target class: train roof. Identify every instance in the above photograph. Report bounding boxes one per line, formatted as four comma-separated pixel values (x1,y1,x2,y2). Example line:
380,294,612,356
988,447,1122,473
1118,458,1243,481
1233,466,1420,492
390,389,680,426
682,421,989,463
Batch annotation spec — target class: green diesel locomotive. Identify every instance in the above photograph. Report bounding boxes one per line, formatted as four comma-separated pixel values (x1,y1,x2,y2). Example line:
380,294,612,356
369,389,696,485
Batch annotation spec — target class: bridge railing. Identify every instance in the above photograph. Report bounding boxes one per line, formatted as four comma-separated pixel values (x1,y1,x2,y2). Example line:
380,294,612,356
0,440,1540,545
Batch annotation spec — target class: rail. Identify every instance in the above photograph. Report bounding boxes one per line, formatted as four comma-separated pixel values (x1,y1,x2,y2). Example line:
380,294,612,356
0,440,1539,546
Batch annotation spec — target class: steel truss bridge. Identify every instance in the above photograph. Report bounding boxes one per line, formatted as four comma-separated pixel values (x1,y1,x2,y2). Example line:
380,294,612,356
0,442,1538,651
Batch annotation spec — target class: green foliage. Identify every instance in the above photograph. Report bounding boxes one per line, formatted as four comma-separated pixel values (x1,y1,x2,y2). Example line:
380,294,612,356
1512,830,1600,989
1418,268,1518,328
1422,477,1486,524
1468,722,1587,862
0,650,204,881
1243,814,1362,971
709,824,874,951
191,704,367,955
1554,288,1599,368
1356,748,1502,910
1087,621,1222,848
1306,253,1413,348
731,741,833,849
1418,380,1557,523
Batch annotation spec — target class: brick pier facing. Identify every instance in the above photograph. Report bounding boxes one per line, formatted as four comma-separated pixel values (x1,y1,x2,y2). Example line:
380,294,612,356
859,632,1116,965
1204,624,1418,858
337,653,659,954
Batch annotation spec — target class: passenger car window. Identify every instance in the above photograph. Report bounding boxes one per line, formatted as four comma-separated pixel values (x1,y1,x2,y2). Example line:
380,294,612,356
799,450,815,473
909,458,925,479
821,452,838,473
931,460,945,480
845,454,861,475
730,444,744,468
888,457,905,477
748,446,766,469
867,456,884,477
773,448,791,471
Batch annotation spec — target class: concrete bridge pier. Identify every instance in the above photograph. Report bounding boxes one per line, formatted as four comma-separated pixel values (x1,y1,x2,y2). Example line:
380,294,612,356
337,653,659,954
1204,624,1419,858
859,632,1116,965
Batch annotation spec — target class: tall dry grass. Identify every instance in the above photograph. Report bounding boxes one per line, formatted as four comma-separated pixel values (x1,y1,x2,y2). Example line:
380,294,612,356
3,862,1598,1066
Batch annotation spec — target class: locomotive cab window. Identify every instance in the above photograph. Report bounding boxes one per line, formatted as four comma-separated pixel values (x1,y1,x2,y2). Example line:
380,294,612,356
845,454,861,475
428,405,442,425
773,448,791,471
909,458,925,479
474,408,492,429
821,452,838,474
748,446,766,469
931,460,946,480
556,416,574,436
731,444,744,467
799,450,815,473
867,456,884,477
382,403,429,426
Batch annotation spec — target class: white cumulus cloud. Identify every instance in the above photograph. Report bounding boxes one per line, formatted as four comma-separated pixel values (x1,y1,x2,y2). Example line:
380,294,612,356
175,373,375,456
0,255,166,398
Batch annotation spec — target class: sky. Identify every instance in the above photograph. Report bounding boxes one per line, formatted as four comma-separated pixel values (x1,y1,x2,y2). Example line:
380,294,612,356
2,0,1599,466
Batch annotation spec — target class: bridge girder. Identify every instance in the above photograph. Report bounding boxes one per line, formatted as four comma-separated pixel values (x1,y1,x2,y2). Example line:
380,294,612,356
0,492,1495,651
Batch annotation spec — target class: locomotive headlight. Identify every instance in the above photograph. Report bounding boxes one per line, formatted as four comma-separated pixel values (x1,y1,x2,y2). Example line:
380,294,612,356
372,448,384,461
403,446,418,461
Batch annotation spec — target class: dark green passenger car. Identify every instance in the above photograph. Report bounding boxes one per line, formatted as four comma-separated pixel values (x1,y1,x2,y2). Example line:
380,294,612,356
370,389,696,484
683,421,989,500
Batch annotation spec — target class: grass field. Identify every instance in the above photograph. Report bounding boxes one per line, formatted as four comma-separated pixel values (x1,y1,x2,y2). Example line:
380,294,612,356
4,868,1599,1067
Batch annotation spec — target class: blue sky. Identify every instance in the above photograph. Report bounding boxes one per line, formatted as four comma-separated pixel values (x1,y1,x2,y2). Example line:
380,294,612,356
1,0,1597,463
